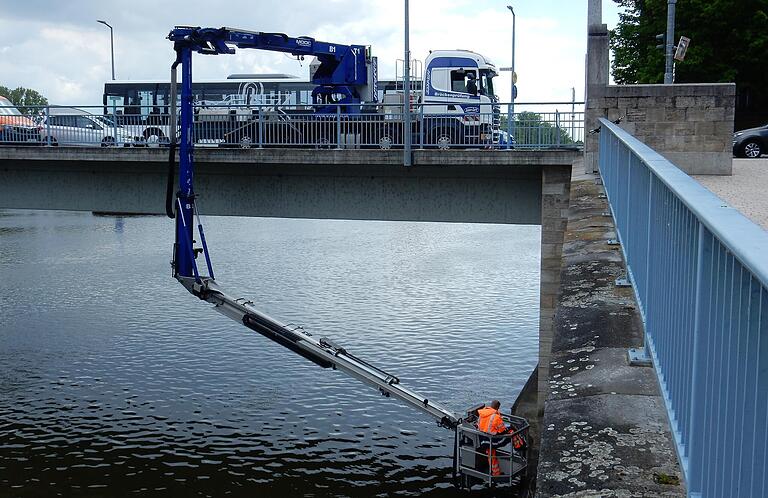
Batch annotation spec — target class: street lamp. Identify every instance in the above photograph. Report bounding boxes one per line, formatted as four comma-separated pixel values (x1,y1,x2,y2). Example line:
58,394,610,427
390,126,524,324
507,5,516,149
97,20,115,80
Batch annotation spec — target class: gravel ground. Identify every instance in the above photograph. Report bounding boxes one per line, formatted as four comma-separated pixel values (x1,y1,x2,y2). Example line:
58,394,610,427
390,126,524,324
693,158,768,231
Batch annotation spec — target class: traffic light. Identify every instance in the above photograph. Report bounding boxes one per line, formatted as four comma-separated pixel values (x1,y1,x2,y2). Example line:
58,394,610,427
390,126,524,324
655,33,665,51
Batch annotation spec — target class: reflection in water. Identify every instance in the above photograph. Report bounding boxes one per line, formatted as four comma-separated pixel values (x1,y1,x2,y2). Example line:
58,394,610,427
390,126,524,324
0,210,540,496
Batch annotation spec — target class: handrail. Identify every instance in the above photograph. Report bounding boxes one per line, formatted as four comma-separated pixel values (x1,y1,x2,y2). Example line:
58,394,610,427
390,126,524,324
599,118,768,286
598,117,768,497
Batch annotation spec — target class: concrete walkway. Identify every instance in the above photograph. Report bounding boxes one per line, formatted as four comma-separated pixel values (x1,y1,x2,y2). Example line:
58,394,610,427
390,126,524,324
693,158,768,231
536,162,685,497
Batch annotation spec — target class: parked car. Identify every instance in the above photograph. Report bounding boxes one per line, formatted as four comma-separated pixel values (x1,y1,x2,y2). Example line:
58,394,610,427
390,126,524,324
733,124,767,158
0,96,41,145
40,108,144,146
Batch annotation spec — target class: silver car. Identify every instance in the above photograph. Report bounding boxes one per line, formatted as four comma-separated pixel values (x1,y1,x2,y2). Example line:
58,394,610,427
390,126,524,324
39,111,144,147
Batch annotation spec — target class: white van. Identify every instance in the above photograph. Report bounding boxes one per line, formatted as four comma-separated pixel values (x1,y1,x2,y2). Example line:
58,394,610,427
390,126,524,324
40,107,144,147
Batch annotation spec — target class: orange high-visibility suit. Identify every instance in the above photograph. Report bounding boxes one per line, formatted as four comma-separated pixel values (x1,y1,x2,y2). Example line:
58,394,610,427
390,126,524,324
477,406,507,476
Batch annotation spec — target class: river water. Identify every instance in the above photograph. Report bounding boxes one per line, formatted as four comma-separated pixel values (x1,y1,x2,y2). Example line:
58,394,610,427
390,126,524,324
0,210,540,497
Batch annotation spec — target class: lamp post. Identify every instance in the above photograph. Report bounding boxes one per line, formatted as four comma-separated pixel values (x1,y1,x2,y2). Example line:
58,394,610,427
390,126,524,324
97,20,115,80
506,5,516,149
403,0,412,166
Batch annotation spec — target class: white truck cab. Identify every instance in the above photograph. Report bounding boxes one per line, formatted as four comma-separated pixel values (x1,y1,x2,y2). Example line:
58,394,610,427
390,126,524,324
421,50,500,145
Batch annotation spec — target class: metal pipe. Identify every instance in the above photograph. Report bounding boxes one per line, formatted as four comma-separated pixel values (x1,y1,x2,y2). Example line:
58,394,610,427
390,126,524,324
506,5,516,148
403,0,412,166
664,0,676,84
97,20,115,80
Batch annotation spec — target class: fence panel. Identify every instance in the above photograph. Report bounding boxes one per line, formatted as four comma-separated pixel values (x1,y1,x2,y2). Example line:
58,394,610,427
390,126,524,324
598,118,768,497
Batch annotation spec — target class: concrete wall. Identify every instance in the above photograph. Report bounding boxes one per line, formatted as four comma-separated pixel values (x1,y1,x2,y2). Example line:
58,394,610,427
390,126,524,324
0,148,579,224
586,84,736,175
537,166,571,412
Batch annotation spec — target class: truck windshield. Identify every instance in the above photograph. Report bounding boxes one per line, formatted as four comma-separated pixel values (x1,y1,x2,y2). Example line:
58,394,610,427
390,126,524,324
479,70,495,97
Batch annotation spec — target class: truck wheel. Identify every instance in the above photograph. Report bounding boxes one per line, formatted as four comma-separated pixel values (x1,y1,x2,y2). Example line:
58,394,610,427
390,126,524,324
378,134,394,150
741,140,763,158
101,137,116,147
433,129,455,150
315,137,332,149
239,136,253,149
43,136,58,146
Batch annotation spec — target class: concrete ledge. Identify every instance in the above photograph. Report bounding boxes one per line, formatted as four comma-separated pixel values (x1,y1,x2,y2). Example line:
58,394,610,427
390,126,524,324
0,146,580,167
536,177,685,497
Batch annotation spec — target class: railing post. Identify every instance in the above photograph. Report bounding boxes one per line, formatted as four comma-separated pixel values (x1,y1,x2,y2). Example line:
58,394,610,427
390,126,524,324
258,107,263,148
419,103,424,149
336,104,342,149
507,103,512,150
112,102,118,146
686,221,710,495
45,105,51,146
555,110,561,147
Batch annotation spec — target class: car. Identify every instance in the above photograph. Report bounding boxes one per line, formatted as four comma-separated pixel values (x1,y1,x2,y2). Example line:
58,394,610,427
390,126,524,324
0,96,41,145
40,107,145,147
733,123,767,158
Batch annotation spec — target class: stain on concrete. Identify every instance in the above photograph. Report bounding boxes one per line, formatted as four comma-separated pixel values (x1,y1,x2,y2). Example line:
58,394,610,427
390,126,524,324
536,177,685,497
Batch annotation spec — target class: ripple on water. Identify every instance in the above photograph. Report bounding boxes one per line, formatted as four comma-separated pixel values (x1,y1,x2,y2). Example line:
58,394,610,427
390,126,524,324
0,211,540,496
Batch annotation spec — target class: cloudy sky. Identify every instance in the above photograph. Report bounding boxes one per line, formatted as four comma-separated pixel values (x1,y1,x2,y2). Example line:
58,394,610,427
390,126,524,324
0,0,620,105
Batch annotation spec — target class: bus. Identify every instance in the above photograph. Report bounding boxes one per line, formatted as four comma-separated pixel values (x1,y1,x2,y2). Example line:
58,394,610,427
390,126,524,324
102,75,422,144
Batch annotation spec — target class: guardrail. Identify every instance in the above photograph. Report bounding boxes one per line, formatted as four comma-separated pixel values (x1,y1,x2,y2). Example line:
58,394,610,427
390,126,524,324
598,118,768,497
0,102,584,150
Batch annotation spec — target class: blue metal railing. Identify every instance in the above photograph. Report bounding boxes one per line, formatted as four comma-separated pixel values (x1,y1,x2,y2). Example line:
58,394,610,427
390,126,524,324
599,118,768,497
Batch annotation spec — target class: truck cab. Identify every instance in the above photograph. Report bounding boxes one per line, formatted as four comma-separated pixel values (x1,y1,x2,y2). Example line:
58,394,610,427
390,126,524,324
421,50,500,146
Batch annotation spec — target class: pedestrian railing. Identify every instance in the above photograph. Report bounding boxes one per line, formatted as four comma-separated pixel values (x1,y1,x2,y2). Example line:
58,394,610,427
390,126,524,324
0,103,584,150
599,118,768,497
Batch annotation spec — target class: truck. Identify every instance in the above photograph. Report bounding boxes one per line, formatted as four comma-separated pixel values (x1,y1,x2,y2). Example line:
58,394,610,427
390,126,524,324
216,48,501,149
162,27,500,149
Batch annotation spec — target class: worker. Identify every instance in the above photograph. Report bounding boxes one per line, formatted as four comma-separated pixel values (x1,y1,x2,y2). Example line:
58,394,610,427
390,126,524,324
466,72,478,95
476,400,526,476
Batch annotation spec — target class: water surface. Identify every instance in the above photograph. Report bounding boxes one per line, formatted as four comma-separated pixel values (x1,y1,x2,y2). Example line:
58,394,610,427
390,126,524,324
0,210,540,496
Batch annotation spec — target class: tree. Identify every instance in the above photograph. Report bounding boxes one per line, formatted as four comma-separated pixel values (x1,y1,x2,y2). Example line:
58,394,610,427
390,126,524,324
501,111,581,146
0,85,49,115
610,0,768,127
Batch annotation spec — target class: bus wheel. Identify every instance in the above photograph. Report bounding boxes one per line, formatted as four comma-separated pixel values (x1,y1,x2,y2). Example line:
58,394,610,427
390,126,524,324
143,128,165,146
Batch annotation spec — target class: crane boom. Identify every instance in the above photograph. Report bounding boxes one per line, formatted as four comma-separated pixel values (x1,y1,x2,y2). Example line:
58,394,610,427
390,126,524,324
168,26,375,109
180,277,459,427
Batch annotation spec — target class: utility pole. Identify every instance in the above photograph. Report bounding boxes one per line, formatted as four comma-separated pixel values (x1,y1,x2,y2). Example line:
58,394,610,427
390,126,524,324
403,0,412,166
664,0,676,84
97,20,115,80
507,5,516,149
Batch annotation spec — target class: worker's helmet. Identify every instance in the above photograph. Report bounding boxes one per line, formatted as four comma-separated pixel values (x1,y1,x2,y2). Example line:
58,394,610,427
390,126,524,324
466,72,476,79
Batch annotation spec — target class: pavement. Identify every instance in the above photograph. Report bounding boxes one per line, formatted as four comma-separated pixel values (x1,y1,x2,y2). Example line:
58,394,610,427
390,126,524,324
535,162,685,497
693,157,768,231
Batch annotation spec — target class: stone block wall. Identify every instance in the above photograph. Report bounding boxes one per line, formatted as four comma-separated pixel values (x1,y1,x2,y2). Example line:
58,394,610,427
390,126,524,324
585,83,736,175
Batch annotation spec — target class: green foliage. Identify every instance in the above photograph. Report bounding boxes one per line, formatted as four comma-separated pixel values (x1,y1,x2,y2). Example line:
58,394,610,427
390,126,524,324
502,111,581,146
610,0,768,90
0,85,49,115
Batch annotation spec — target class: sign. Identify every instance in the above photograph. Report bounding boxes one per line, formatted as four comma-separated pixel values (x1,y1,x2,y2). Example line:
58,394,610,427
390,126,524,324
674,36,691,62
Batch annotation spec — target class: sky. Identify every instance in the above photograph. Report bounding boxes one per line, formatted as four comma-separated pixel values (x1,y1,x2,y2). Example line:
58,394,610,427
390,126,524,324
0,0,620,105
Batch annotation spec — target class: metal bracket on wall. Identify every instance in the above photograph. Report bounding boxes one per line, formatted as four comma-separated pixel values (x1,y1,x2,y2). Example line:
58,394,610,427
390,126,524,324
602,211,612,217
594,177,603,185
607,239,620,246
598,193,607,199
615,276,632,288
628,347,652,367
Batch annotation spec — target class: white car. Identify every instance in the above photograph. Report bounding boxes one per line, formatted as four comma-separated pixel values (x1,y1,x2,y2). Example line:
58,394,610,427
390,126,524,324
40,112,144,147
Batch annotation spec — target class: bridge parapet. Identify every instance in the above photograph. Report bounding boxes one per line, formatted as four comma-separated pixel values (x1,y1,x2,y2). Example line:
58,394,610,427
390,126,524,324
599,118,768,497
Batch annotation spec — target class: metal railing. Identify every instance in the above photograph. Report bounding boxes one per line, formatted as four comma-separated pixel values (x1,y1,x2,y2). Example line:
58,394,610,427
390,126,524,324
599,118,768,498
0,103,584,150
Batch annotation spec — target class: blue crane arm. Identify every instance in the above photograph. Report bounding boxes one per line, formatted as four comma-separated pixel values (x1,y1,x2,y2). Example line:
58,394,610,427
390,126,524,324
168,26,369,86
